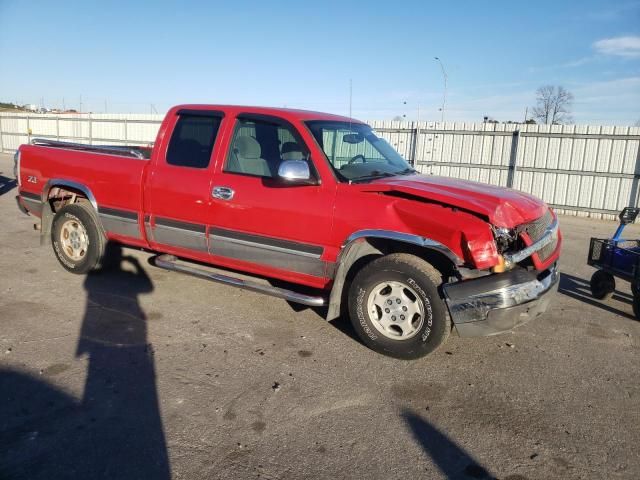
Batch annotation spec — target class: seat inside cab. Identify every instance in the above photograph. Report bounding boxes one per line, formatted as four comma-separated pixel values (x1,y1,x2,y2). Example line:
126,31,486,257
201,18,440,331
226,119,307,177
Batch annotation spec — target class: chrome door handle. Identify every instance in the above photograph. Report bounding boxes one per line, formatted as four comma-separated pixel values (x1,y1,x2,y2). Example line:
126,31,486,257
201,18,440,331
212,186,235,201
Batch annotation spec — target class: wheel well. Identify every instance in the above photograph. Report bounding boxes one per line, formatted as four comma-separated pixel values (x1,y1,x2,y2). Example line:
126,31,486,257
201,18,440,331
366,238,457,281
326,237,459,321
46,186,90,213
40,185,95,246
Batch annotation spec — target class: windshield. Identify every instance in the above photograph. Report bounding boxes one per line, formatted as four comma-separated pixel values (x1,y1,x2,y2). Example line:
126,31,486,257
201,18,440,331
305,121,415,182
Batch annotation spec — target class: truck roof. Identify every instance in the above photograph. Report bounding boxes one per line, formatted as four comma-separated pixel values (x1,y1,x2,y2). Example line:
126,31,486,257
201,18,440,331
171,104,365,124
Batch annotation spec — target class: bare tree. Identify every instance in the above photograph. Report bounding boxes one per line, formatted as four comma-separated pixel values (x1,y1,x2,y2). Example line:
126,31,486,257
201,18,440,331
634,119,640,127
531,85,574,125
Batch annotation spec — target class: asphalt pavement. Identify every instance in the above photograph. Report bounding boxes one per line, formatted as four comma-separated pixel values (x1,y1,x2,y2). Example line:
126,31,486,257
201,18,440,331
0,152,638,479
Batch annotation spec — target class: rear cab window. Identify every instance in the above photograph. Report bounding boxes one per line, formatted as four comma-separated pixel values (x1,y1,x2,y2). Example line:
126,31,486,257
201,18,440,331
166,113,222,168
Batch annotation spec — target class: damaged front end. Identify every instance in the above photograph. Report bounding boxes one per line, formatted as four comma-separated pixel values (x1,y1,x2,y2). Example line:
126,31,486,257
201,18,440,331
489,208,560,272
445,208,561,336
443,263,559,336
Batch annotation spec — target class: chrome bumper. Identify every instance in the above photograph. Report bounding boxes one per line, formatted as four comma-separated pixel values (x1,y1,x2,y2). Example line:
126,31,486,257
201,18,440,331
443,264,559,337
504,217,559,267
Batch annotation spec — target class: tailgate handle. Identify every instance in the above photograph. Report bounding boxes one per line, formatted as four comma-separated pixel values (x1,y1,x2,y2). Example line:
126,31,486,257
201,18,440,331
212,186,234,201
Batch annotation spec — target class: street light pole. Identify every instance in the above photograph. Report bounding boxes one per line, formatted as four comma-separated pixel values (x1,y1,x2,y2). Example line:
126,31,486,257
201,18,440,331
434,57,447,123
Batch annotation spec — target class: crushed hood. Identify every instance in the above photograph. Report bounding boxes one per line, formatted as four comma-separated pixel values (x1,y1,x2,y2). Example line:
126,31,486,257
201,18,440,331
360,174,547,227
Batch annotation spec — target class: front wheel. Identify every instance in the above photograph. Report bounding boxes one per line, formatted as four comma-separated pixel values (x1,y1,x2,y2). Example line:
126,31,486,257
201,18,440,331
348,253,451,359
51,203,106,274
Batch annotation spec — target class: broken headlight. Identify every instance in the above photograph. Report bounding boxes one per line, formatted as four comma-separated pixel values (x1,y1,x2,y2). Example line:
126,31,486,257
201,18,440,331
493,226,517,254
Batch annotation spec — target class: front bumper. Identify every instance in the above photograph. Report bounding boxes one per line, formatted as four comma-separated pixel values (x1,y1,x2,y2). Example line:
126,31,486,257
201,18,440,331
443,264,559,337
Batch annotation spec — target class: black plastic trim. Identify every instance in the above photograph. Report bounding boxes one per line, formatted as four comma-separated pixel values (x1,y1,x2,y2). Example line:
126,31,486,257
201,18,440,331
16,196,30,215
98,207,138,221
210,227,323,256
176,109,225,118
19,191,41,201
155,217,206,234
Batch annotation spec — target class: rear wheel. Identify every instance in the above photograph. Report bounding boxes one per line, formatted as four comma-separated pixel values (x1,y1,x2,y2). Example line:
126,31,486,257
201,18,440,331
51,203,106,274
589,270,615,300
348,253,450,359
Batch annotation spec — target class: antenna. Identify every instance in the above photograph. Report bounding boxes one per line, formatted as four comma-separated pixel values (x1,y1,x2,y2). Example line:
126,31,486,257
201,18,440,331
434,57,448,123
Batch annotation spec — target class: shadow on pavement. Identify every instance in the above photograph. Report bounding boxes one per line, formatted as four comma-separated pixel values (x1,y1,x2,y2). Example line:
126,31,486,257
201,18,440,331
0,245,170,479
0,175,17,196
559,272,637,321
402,409,497,479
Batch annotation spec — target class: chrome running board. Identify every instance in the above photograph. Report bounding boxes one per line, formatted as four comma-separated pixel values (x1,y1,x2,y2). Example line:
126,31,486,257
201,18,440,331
153,254,327,307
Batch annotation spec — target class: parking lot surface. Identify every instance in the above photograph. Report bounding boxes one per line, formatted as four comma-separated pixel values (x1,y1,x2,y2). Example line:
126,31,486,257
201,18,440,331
1,152,638,479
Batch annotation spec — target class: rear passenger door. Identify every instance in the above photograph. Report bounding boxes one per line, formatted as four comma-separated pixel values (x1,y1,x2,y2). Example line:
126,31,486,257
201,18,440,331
144,109,223,257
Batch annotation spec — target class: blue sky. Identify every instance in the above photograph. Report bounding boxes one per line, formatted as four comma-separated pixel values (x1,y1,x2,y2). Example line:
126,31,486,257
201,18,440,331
1,0,639,124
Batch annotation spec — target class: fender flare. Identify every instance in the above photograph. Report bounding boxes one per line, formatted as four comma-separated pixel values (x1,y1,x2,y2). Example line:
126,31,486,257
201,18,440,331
39,179,100,245
42,178,98,210
326,230,463,321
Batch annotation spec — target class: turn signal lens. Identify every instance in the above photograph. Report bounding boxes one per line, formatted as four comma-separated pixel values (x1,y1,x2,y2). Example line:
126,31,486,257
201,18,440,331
492,255,506,273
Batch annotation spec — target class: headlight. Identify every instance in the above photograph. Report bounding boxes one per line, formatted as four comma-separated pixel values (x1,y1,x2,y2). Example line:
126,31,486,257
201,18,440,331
493,226,516,253
13,150,21,185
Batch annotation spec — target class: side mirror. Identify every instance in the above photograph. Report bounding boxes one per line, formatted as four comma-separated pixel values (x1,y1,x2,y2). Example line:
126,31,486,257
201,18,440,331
277,160,315,185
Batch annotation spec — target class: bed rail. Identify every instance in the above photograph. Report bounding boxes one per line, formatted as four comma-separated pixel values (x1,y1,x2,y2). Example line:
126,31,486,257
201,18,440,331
30,138,151,160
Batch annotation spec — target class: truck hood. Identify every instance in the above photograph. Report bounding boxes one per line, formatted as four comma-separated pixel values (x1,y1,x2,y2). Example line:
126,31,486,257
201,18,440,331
360,174,547,227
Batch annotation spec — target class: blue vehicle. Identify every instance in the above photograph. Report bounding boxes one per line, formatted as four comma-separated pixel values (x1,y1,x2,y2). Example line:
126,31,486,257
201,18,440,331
588,207,640,317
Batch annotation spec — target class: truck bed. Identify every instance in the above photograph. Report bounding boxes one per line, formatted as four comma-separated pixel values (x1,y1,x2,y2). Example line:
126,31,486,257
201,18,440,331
18,140,148,228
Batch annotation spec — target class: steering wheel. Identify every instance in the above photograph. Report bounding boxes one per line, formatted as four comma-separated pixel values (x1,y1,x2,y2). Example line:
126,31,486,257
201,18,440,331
348,154,366,164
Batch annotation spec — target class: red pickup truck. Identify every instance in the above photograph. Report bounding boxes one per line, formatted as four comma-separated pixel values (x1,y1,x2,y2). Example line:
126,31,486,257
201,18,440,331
14,105,561,359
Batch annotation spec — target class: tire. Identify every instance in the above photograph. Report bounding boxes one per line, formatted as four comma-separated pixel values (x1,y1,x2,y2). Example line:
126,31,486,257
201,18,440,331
348,253,451,360
51,202,106,274
633,293,640,320
589,270,615,300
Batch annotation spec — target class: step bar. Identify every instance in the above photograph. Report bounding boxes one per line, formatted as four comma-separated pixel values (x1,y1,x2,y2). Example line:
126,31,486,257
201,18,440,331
153,254,327,307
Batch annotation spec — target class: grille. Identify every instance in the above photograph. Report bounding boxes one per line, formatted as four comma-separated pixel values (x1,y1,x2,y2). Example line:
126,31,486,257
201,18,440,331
538,236,558,261
519,209,553,242
518,209,557,261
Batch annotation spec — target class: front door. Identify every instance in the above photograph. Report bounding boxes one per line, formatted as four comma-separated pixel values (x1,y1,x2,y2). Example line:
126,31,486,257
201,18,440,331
144,109,224,257
208,114,335,285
